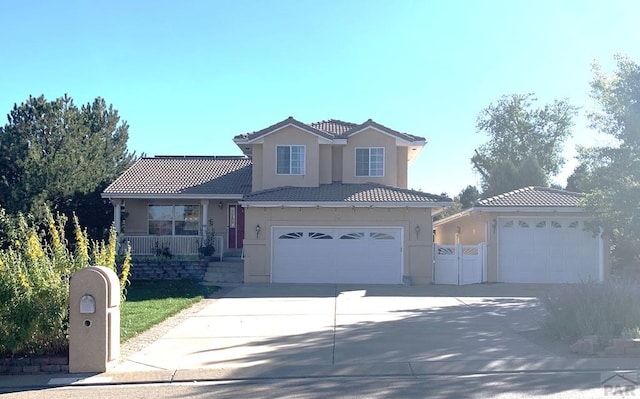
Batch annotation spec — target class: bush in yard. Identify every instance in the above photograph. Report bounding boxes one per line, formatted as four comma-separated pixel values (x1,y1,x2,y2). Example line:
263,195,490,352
0,207,131,357
541,280,640,345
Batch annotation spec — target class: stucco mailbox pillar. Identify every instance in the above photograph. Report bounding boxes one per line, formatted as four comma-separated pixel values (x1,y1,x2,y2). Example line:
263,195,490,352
69,266,121,373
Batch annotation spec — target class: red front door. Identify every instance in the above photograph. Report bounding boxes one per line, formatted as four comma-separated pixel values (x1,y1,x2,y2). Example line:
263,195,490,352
228,204,245,249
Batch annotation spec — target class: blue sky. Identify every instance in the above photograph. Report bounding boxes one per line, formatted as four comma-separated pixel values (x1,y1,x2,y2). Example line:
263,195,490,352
1,1,639,196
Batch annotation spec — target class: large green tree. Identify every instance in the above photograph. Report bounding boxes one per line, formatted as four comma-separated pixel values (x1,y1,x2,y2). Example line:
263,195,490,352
472,93,578,196
434,185,481,220
458,185,481,209
574,55,640,265
0,94,136,237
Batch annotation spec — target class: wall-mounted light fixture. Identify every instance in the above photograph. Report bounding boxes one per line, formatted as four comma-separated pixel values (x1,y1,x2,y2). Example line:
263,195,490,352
415,225,420,239
218,201,224,209
256,224,261,239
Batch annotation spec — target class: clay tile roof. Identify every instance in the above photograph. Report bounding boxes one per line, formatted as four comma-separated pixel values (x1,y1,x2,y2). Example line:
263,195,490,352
234,117,333,141
309,119,358,136
476,186,583,208
242,183,450,204
103,156,252,196
343,119,426,141
234,117,425,142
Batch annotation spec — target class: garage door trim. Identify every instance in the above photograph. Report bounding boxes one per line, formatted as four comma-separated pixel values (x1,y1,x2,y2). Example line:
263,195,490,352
270,225,404,284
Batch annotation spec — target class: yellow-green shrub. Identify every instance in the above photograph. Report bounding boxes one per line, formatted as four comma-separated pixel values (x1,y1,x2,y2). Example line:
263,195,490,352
0,208,131,357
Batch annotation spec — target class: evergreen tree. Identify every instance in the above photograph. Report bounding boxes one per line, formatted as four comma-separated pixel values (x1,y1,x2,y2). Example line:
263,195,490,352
0,95,136,238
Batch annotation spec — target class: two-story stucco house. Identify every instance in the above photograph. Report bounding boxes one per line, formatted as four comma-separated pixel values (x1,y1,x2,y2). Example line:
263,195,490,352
102,117,452,284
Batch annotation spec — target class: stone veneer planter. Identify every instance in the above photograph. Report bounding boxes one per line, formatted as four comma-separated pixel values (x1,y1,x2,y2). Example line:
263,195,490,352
0,356,69,374
129,258,208,280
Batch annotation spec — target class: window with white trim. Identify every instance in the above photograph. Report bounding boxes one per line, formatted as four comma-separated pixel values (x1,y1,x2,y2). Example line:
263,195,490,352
276,145,305,175
148,204,200,236
356,147,384,177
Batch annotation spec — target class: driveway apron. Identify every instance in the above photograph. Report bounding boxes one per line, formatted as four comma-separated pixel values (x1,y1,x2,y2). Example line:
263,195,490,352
115,284,553,372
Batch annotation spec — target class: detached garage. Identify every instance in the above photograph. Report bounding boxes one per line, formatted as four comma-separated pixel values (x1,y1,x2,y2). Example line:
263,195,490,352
434,187,608,284
497,217,601,283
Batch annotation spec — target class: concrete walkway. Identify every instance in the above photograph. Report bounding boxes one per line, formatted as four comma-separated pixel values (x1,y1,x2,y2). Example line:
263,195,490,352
3,283,640,389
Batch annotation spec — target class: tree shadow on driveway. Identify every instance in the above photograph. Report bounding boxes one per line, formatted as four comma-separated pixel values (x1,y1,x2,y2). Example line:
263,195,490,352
166,284,604,398
186,284,555,367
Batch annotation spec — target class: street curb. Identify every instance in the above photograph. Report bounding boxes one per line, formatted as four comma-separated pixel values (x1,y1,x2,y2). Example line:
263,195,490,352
3,357,640,391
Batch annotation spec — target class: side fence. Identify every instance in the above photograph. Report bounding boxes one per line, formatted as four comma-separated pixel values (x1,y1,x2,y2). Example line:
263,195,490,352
433,243,487,285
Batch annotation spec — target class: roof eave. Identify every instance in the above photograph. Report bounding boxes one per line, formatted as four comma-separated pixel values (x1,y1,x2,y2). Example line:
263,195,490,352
239,200,453,208
433,208,477,227
347,126,425,144
101,193,246,200
344,120,426,143
242,118,334,143
407,144,425,164
433,205,588,227
475,206,587,213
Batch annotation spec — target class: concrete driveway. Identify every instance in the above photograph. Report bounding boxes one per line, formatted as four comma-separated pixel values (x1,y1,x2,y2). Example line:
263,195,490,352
114,283,561,377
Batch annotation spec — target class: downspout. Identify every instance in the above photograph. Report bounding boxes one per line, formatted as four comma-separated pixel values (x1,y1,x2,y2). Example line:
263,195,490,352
484,220,488,282
598,233,605,282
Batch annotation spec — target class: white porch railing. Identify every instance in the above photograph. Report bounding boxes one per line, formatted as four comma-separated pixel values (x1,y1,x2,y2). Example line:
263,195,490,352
121,234,225,261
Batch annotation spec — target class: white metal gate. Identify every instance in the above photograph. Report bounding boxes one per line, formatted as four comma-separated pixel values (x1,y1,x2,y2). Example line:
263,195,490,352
433,243,486,285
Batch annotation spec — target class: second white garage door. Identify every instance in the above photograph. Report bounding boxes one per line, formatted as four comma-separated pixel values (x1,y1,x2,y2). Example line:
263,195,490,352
271,227,403,284
498,217,602,283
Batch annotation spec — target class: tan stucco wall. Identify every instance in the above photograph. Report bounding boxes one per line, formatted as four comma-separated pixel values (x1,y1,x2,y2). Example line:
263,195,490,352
251,144,263,192
434,213,488,246
242,206,434,285
260,126,321,190
434,211,611,282
342,129,398,186
332,146,343,182
251,126,413,189
396,147,408,189
122,200,148,235
319,144,332,185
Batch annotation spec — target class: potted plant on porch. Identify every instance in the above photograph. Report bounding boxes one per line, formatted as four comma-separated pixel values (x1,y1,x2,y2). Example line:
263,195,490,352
198,222,216,261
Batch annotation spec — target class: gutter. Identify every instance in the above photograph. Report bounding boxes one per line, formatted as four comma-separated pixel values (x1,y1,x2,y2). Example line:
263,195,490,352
433,206,588,227
101,193,245,200
239,201,453,208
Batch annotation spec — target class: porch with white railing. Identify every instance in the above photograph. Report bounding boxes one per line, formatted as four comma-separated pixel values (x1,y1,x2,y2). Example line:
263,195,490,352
121,234,225,261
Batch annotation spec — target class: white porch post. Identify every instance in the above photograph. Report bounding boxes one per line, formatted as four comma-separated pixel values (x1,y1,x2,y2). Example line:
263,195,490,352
201,199,209,238
112,199,122,235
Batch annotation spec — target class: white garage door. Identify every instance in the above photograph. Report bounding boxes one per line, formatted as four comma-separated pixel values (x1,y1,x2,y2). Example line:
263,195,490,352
498,217,601,283
272,227,402,284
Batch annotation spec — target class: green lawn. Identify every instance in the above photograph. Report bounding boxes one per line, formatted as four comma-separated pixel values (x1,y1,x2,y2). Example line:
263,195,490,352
120,280,216,342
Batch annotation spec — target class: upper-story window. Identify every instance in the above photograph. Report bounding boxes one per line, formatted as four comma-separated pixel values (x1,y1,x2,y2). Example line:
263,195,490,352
148,204,200,236
276,145,305,175
355,147,384,177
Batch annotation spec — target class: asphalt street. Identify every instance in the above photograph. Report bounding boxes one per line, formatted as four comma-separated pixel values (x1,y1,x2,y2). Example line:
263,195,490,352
2,371,635,399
